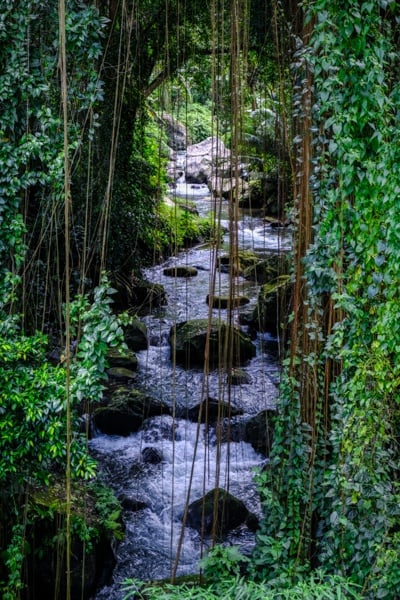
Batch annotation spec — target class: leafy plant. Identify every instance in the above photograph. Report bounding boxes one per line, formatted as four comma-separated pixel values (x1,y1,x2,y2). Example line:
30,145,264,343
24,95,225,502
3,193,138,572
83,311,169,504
121,571,362,600
199,544,250,581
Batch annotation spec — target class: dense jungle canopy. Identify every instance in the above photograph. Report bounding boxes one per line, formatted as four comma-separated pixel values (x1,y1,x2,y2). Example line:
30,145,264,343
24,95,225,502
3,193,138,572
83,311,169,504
1,0,400,599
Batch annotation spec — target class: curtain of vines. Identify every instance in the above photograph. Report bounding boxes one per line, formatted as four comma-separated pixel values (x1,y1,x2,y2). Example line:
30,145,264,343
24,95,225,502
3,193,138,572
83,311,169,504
307,1,400,595
0,2,127,598
253,1,400,597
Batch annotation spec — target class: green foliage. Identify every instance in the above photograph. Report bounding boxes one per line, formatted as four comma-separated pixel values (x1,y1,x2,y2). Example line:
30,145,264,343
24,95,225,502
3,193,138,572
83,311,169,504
0,274,124,488
0,0,106,324
152,201,214,258
0,274,126,596
199,545,250,581
250,383,314,585
306,2,400,595
70,273,126,407
0,325,70,487
184,103,215,144
90,481,124,542
253,1,400,597
121,571,361,600
1,524,27,600
105,113,169,272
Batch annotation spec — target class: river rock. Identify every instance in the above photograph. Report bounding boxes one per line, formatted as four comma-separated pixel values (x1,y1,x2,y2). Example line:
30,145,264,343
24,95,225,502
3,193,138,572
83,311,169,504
245,409,276,457
112,275,167,313
243,252,290,284
206,294,250,309
185,488,256,536
93,388,171,436
215,417,247,444
218,250,259,275
209,175,249,202
250,275,292,336
123,318,148,351
119,494,148,512
163,265,198,278
141,446,163,464
185,397,243,423
107,347,138,370
229,368,251,385
132,279,167,313
185,137,230,184
106,367,137,383
238,174,280,215
25,483,117,599
169,318,256,369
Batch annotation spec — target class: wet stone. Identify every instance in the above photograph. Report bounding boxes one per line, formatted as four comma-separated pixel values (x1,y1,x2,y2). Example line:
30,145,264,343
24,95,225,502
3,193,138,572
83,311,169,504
141,447,163,464
163,265,198,278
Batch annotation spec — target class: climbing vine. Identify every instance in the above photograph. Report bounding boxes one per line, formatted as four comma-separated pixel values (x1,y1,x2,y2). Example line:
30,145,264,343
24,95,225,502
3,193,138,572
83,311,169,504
307,1,400,595
253,0,400,597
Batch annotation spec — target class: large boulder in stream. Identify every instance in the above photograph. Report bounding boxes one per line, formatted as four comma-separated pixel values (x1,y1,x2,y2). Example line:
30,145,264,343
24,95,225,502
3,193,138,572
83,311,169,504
250,275,292,336
169,318,256,369
206,294,250,309
163,265,198,278
93,388,170,436
218,249,259,276
242,252,291,284
238,173,282,216
123,318,148,351
111,275,167,314
185,137,230,184
107,347,138,370
185,488,258,535
245,409,276,457
185,397,243,423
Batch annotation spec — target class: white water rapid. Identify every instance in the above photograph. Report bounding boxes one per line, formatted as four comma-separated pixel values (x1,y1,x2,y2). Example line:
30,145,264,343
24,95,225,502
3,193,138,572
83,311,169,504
91,181,291,599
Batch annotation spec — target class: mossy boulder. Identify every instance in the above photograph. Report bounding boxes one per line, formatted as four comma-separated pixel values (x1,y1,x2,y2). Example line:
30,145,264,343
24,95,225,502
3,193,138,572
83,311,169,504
243,252,290,284
218,249,259,275
185,397,243,423
163,265,198,278
106,367,137,383
238,174,281,215
185,488,257,536
111,276,167,313
250,275,292,335
107,347,138,370
93,388,171,436
229,368,251,385
245,409,276,457
206,294,250,309
169,318,256,369
123,318,148,351
25,482,119,599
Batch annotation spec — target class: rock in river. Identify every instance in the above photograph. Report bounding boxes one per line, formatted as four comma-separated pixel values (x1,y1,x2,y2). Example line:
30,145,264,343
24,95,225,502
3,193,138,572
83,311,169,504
169,318,256,369
185,488,258,536
94,388,171,436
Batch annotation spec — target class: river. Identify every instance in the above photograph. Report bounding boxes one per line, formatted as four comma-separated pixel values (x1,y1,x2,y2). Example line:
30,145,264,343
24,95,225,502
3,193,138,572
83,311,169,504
91,183,290,599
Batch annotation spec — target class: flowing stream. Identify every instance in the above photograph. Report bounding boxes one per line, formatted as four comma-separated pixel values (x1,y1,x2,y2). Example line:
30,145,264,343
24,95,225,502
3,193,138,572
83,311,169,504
91,183,290,599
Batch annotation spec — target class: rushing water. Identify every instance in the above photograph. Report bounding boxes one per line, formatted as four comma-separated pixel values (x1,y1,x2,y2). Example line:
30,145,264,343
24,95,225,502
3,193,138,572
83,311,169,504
91,185,290,599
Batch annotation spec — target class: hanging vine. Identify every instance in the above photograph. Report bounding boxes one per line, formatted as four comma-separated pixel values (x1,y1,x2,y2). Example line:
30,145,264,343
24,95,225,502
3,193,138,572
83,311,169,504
252,0,400,597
